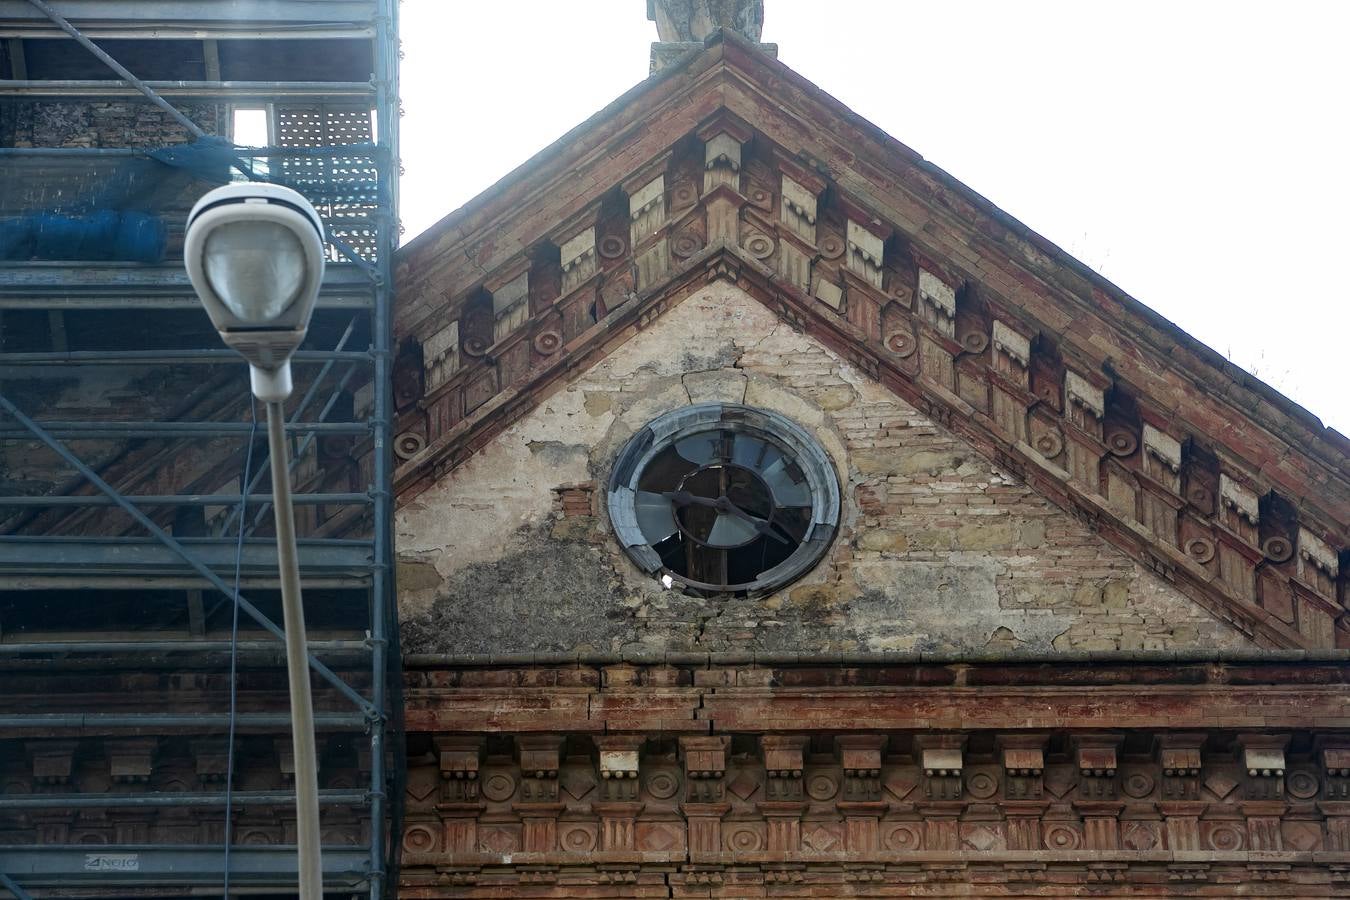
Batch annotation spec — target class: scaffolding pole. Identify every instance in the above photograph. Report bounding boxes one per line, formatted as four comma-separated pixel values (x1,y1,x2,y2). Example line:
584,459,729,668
0,873,33,900
0,392,375,719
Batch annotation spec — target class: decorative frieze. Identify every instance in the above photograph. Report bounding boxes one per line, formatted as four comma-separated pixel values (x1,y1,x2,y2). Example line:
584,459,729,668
778,240,811,292
633,240,670,293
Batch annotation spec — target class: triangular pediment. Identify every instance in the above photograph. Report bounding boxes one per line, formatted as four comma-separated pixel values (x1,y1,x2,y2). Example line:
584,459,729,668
392,30,1347,650
398,278,1259,657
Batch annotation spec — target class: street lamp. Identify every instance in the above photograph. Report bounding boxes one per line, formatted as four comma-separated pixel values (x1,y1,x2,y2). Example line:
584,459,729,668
185,182,325,899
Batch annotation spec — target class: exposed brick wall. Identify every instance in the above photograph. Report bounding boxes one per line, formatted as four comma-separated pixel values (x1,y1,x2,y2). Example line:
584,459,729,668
2,100,223,149
396,282,1251,655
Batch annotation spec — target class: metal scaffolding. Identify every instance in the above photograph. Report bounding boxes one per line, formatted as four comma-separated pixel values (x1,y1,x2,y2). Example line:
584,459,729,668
0,0,400,895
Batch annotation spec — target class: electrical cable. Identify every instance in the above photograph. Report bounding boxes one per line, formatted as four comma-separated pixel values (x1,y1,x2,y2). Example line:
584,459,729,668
221,401,259,898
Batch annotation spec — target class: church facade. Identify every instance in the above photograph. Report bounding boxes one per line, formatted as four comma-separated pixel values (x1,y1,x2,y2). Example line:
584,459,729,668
385,7,1350,897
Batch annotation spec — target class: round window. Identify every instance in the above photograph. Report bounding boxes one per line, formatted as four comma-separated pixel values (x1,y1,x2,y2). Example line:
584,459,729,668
608,404,839,596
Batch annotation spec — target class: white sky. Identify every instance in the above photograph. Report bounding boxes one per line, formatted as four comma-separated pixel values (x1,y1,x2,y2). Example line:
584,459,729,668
398,1,1349,434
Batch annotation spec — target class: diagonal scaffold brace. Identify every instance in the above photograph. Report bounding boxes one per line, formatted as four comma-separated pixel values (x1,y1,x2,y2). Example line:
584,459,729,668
0,391,377,720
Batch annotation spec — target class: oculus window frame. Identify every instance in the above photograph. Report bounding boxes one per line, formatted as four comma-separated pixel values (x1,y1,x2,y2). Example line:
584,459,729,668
608,403,840,597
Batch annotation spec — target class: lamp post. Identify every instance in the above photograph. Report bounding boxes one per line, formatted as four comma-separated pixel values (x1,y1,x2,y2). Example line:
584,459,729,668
185,182,326,899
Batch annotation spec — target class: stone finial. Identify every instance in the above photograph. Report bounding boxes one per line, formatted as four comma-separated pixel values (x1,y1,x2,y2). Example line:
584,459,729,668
648,0,763,42
648,0,778,72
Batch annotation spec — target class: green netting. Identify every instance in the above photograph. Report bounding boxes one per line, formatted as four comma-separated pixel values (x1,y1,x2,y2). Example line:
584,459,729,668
0,137,383,263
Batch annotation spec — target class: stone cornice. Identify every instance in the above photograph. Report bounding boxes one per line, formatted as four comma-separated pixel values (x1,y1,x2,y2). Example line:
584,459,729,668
401,657,1350,735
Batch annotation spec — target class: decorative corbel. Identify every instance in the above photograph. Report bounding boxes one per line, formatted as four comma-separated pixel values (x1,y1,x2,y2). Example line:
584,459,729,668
845,219,885,290
992,319,1031,370
422,319,460,393
189,737,231,785
702,132,742,194
1238,734,1289,800
1142,422,1182,479
106,738,157,785
917,269,956,337
998,734,1047,800
679,735,728,804
517,734,562,803
679,735,730,857
1060,369,1110,489
558,226,597,296
596,735,642,803
779,173,818,244
1297,526,1339,599
835,734,885,803
1075,735,1123,800
594,735,644,850
1321,745,1350,800
486,264,530,345
916,735,964,801
1219,473,1260,534
759,735,808,853
1064,370,1106,422
762,735,807,802
434,735,483,803
1137,422,1184,543
1157,734,1205,800
627,170,668,248
28,739,77,786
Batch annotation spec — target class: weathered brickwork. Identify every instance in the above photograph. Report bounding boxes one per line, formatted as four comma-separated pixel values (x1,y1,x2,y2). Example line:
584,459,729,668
383,18,1349,898
1,100,222,149
396,283,1248,656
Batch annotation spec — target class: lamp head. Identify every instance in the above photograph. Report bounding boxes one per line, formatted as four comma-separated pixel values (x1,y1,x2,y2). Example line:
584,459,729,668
185,183,326,400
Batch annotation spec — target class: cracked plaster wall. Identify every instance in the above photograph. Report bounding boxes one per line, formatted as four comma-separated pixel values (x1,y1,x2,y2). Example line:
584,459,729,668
396,281,1252,656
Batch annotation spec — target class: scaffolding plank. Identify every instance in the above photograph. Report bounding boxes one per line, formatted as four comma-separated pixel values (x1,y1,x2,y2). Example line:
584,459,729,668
0,79,374,98
0,536,372,576
0,262,374,308
0,845,368,887
0,1,378,36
